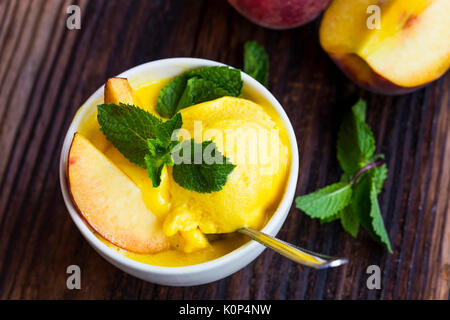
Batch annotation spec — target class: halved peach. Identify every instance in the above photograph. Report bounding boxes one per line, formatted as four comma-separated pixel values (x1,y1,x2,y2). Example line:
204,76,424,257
68,133,169,254
320,0,450,94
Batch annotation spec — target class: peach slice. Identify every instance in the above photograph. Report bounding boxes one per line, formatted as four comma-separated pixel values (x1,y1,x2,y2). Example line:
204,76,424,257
68,133,169,254
320,0,450,94
104,77,140,105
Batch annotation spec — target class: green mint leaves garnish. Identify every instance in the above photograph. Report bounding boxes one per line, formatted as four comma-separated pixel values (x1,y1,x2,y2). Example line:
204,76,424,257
156,66,243,119
99,66,242,190
296,99,392,253
172,140,236,193
244,41,269,87
97,103,235,192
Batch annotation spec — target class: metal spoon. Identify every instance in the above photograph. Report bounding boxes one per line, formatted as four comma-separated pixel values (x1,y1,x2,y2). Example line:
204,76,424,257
237,227,348,269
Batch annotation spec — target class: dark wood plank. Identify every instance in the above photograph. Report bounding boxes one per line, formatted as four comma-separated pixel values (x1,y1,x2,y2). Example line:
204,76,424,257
0,0,448,300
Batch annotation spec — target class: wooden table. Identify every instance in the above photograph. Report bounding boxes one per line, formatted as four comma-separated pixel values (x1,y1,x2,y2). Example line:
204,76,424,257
0,0,448,300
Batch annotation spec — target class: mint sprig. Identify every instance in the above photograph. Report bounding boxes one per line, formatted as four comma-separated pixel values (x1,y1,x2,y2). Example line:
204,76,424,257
244,41,269,87
156,66,243,119
97,103,235,192
296,99,392,253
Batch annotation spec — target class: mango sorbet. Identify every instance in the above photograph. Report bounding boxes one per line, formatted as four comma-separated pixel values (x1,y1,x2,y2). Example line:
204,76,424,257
77,79,291,266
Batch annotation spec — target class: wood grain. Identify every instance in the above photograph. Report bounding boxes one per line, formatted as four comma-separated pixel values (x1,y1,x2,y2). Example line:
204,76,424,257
0,0,448,300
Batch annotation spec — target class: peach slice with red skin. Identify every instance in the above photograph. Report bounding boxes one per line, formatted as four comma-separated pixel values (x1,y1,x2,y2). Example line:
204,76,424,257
68,133,170,254
67,77,169,254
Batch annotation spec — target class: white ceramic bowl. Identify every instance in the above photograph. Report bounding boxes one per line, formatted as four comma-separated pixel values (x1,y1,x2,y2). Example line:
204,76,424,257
59,58,299,286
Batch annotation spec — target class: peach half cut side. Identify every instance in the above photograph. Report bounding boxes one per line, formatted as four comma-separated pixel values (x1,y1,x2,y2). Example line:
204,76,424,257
320,0,450,94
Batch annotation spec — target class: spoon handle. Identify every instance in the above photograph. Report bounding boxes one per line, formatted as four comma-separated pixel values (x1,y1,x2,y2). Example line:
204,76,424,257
238,227,348,269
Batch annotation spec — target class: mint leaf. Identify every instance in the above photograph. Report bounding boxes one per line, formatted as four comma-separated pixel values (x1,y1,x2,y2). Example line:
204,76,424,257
177,78,232,111
244,41,269,87
187,66,243,97
352,99,367,122
350,173,374,233
350,170,392,252
97,103,163,168
156,75,189,118
156,66,243,118
369,175,393,253
337,100,376,175
296,182,353,219
320,211,341,224
153,112,183,145
172,140,236,193
373,163,388,195
340,206,360,238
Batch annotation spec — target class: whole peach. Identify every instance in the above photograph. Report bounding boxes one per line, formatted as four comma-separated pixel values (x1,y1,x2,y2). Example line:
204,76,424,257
228,0,331,29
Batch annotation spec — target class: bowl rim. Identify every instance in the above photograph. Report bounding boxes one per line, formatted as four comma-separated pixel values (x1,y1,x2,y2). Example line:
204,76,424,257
59,57,299,276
